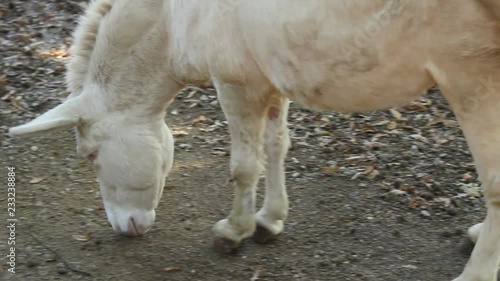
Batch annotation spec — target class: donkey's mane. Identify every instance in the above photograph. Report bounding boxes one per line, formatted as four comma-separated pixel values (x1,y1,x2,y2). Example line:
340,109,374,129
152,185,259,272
65,0,113,96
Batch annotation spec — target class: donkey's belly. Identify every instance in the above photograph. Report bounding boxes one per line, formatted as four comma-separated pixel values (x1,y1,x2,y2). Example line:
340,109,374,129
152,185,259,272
231,0,435,112
278,63,435,113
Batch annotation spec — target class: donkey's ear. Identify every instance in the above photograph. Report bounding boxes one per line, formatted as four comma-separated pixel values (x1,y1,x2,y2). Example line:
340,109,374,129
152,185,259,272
9,96,85,138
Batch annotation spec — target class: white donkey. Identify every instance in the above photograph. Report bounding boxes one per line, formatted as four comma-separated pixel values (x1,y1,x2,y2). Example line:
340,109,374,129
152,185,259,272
8,0,500,280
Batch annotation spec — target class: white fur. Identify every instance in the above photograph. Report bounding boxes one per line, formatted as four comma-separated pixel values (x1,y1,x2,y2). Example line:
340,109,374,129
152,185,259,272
8,0,500,279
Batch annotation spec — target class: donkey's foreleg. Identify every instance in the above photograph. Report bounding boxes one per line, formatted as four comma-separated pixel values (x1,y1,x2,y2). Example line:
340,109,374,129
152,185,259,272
212,83,268,252
254,95,291,244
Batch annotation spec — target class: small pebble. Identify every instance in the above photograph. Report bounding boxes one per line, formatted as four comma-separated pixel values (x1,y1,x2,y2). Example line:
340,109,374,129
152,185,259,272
420,210,431,217
178,143,191,149
433,158,443,166
57,268,67,275
396,215,407,223
26,259,39,268
447,207,458,216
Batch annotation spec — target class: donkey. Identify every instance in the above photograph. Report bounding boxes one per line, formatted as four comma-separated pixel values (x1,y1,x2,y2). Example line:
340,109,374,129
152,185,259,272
9,0,500,280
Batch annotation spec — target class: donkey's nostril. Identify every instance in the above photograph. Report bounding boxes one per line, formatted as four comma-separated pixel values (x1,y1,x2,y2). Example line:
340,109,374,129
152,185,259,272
106,208,156,237
121,216,151,236
130,217,140,235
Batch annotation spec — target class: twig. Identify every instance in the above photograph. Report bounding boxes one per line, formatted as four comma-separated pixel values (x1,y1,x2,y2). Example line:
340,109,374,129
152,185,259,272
250,266,261,281
28,232,92,277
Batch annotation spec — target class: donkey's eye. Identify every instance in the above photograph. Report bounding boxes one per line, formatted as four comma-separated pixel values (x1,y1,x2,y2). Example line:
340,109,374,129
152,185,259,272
87,152,98,162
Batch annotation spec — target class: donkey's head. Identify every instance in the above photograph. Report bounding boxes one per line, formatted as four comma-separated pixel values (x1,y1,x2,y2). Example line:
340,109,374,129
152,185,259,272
8,0,180,236
9,90,174,236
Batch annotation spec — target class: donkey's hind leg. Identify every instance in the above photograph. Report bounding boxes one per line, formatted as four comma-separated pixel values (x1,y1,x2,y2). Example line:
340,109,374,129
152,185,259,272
254,95,291,244
467,222,484,245
429,64,500,281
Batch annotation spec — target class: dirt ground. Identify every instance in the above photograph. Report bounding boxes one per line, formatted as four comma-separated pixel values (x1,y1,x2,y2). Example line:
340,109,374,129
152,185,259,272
0,1,498,281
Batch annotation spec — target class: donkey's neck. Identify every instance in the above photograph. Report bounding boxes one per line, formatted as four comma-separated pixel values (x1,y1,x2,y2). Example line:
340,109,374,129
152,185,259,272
84,0,184,115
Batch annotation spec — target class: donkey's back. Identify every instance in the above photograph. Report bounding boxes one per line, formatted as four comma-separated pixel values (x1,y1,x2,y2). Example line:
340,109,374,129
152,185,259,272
169,0,500,114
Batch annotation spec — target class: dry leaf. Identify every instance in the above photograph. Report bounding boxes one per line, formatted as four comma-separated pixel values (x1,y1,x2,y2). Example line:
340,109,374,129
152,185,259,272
363,141,387,150
29,41,45,49
407,103,428,111
11,98,26,111
389,189,407,196
410,134,429,143
345,155,365,161
250,266,261,281
29,177,44,184
164,266,181,272
402,185,417,193
408,197,429,209
387,121,398,130
419,98,433,106
461,172,473,182
442,119,458,127
172,130,189,137
367,169,380,179
389,108,404,120
319,117,330,123
1,90,15,101
437,139,449,145
186,90,197,99
362,166,375,175
433,197,451,207
458,183,481,198
192,115,208,126
427,116,444,127
322,166,340,174
361,124,375,132
351,172,364,180
72,233,92,241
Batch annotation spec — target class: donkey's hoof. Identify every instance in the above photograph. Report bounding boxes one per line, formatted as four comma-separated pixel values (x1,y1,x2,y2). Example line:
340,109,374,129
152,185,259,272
213,237,240,254
253,224,279,244
459,236,475,256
